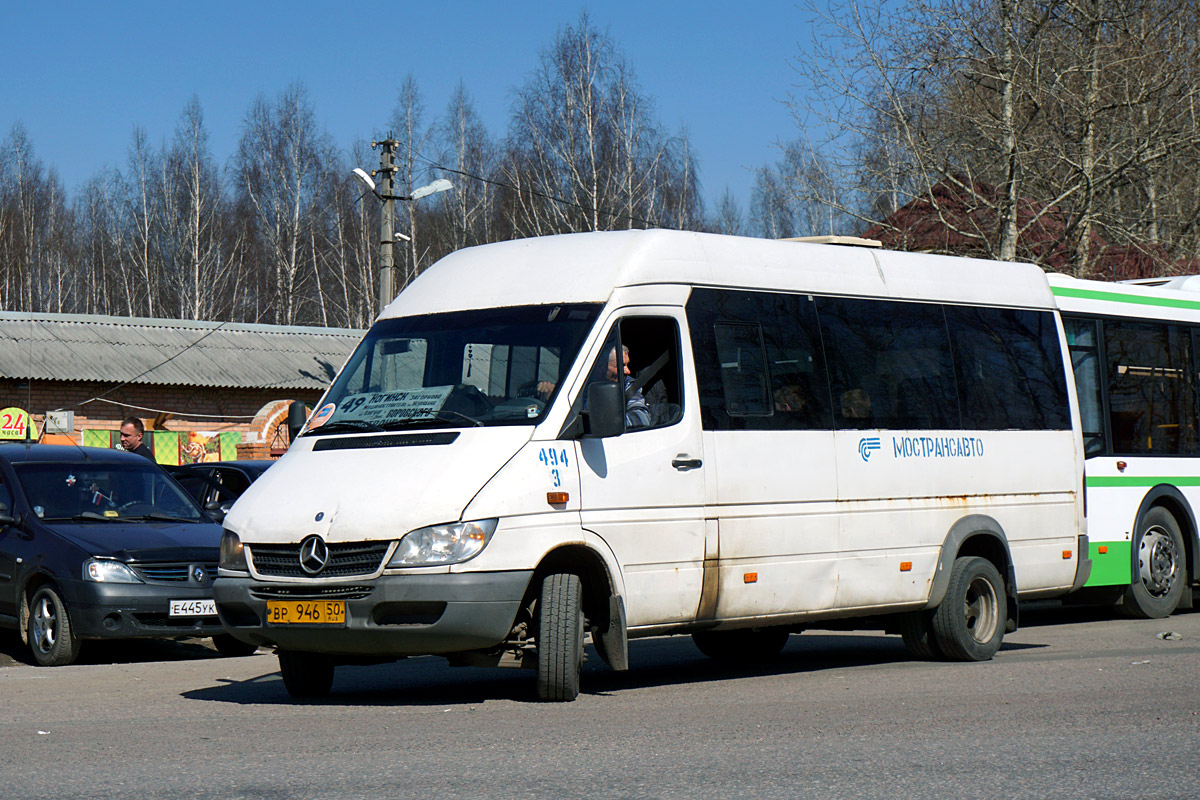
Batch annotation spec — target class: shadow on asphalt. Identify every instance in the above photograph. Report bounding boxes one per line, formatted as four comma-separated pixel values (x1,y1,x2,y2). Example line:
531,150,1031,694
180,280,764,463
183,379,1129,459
180,625,1049,708
0,629,238,668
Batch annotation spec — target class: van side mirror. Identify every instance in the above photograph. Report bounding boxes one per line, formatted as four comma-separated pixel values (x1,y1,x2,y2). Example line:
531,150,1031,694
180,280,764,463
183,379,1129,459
205,500,230,523
0,502,19,528
287,401,307,444
583,382,626,439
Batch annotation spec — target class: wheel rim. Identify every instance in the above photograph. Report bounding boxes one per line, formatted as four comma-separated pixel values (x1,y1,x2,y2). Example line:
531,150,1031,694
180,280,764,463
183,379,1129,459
963,576,999,644
31,593,58,654
1138,525,1178,597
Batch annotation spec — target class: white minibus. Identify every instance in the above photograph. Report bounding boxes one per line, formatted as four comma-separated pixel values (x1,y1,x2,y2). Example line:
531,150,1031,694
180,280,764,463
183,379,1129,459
214,230,1089,701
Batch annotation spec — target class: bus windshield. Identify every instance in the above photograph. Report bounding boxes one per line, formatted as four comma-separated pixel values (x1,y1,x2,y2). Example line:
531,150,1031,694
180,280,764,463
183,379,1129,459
307,303,602,433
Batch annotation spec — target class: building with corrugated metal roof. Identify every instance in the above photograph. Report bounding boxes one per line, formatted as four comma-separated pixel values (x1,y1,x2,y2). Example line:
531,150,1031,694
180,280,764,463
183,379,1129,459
0,311,362,463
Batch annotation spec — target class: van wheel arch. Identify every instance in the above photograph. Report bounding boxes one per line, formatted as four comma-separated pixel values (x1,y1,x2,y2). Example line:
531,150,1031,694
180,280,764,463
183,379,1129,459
925,515,1018,632
528,545,628,672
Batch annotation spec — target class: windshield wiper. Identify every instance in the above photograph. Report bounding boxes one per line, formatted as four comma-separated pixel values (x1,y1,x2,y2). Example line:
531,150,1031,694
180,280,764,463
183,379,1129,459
42,512,122,522
122,511,200,523
431,410,485,428
308,419,385,435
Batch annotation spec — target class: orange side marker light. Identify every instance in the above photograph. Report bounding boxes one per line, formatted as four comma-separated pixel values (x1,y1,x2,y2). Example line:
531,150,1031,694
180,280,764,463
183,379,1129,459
1063,550,1072,559
1098,545,1108,554
899,561,912,572
744,572,758,584
546,492,569,505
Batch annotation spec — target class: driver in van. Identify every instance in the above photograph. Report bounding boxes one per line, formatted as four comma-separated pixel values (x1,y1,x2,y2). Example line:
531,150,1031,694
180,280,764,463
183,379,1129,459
536,344,651,429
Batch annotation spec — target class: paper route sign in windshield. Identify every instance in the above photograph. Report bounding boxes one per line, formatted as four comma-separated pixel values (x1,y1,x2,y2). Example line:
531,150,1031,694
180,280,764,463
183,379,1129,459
331,386,455,425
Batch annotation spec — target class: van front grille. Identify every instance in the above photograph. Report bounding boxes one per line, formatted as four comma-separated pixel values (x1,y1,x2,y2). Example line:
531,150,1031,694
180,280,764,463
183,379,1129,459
248,542,391,578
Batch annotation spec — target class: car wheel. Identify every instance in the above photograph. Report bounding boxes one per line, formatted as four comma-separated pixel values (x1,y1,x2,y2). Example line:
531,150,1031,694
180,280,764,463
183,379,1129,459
28,585,82,667
536,572,584,702
897,610,944,660
278,651,334,698
1120,507,1187,619
212,633,259,657
931,556,1006,661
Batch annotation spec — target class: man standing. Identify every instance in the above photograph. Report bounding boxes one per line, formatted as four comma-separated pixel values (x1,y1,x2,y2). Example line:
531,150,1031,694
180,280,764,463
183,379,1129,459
119,417,155,461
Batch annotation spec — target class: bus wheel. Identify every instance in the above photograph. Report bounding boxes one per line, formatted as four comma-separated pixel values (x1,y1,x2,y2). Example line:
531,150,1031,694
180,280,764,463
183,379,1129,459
1121,507,1186,619
932,557,1006,661
897,611,944,660
536,573,584,702
28,585,82,667
278,651,335,699
691,627,790,661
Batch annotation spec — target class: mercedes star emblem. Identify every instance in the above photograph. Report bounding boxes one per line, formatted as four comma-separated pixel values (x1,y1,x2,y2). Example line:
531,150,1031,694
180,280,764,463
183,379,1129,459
299,535,330,575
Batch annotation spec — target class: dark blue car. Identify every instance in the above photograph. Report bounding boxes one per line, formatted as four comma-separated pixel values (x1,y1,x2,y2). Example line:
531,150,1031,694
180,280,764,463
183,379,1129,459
0,443,256,665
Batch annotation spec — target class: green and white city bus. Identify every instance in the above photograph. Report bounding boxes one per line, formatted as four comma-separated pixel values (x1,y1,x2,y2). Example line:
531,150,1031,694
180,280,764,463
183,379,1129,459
1051,274,1200,617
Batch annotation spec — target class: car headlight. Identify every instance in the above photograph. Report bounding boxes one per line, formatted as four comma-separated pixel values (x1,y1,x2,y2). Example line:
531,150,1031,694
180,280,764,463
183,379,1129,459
220,530,247,571
83,559,143,583
387,519,498,567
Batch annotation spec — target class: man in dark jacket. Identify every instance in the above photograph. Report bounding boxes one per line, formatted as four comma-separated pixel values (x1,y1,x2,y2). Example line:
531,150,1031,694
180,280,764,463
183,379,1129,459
119,417,155,461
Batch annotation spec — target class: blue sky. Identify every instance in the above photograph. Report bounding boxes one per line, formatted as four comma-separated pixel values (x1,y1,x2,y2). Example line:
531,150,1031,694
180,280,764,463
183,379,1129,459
2,1,816,210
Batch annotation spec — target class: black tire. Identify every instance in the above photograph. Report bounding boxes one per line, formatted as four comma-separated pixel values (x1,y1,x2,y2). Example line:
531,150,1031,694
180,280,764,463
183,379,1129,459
1120,506,1187,619
278,651,335,699
536,572,584,702
27,585,82,667
897,611,944,660
212,633,259,658
932,556,1006,661
691,627,790,661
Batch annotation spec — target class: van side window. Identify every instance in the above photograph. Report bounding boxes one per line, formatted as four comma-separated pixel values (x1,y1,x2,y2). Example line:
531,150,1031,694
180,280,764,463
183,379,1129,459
714,323,771,415
948,307,1070,431
687,287,832,431
584,316,684,431
817,297,958,430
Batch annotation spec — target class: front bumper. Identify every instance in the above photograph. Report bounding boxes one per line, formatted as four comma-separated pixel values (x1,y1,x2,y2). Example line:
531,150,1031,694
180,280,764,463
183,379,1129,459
60,579,223,640
213,570,533,656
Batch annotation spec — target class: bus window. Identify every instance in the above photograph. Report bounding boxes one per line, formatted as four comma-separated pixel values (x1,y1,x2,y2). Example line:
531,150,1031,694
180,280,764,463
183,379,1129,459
1104,320,1196,454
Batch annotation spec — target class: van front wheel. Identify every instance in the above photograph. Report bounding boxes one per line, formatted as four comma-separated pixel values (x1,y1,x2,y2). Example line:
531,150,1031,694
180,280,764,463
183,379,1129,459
536,572,584,702
931,556,1006,661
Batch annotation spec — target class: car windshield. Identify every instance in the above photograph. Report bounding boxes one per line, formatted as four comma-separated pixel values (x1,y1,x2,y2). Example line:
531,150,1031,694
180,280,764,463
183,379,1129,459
14,462,207,523
307,303,601,433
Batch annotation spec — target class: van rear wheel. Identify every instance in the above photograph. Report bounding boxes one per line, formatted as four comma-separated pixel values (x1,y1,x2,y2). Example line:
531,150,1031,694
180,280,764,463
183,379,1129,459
536,572,584,702
932,556,1006,661
278,651,334,699
897,611,944,660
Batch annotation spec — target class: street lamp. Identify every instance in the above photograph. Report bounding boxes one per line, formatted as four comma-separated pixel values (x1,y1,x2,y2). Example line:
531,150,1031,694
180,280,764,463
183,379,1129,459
353,141,454,313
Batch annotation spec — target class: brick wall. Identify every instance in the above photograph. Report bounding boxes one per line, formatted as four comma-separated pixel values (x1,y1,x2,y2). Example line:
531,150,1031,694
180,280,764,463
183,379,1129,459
0,378,323,446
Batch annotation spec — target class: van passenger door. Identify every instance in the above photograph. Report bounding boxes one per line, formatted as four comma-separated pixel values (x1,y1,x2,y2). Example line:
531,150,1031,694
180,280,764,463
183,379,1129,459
574,311,708,628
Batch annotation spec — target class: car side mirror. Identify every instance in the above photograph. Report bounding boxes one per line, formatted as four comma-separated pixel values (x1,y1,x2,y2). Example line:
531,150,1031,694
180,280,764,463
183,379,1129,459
204,500,227,523
0,503,20,528
287,401,307,444
583,381,626,439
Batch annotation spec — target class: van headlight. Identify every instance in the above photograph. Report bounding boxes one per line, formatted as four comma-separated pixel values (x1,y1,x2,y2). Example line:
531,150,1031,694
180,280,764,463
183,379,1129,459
387,519,498,567
220,530,247,571
84,558,143,583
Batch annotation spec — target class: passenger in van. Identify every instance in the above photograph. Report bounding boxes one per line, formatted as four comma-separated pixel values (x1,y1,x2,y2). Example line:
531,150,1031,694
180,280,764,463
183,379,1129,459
840,388,873,427
774,385,807,413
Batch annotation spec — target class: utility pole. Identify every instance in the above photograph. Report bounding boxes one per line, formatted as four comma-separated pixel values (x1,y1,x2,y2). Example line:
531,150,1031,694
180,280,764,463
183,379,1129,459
374,139,399,314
